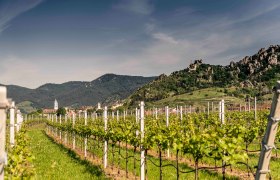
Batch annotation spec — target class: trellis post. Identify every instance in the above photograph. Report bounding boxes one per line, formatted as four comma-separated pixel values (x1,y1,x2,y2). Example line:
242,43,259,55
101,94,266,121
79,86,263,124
16,110,21,132
219,99,225,124
140,101,145,180
155,107,158,120
59,115,62,140
84,110,88,158
104,106,108,168
10,101,15,147
72,113,76,150
165,106,170,158
0,87,8,180
65,114,67,144
255,82,280,180
180,106,183,124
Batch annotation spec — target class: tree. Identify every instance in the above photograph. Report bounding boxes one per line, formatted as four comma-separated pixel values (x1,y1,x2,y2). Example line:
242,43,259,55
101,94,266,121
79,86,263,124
37,109,43,114
56,107,66,116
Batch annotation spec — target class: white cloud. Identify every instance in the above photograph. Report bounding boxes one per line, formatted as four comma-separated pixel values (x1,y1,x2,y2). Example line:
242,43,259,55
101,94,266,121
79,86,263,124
0,0,44,34
152,32,178,44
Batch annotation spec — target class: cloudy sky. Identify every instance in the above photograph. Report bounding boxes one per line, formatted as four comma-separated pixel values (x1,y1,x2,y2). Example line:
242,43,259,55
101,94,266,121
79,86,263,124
0,0,280,88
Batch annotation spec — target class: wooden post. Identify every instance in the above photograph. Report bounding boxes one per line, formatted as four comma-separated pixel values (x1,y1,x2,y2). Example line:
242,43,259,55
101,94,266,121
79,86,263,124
10,102,15,147
140,101,145,180
84,110,87,120
255,82,280,180
51,114,54,135
219,99,225,124
59,115,62,140
180,106,183,124
155,107,158,120
165,106,170,158
0,87,8,180
55,114,58,137
123,110,126,120
65,115,67,144
72,113,76,150
219,99,226,178
84,111,88,158
117,110,119,122
16,110,21,132
104,106,108,168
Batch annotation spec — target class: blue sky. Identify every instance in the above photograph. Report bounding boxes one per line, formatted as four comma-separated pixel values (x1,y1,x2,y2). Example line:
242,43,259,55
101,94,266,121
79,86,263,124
0,0,280,88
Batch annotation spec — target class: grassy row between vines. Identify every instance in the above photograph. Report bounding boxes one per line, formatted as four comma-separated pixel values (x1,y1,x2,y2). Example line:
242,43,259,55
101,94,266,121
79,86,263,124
26,124,107,179
49,129,240,180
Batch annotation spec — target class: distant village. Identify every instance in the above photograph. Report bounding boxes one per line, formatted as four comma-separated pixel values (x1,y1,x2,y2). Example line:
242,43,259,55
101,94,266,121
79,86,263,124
42,99,123,116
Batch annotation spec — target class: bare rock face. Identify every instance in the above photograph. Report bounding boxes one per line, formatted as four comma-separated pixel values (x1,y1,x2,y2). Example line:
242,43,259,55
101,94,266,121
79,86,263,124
236,67,241,73
188,59,203,71
258,48,266,55
240,80,254,88
156,74,167,81
268,54,277,65
263,52,268,58
248,64,254,74
241,56,250,65
230,61,235,68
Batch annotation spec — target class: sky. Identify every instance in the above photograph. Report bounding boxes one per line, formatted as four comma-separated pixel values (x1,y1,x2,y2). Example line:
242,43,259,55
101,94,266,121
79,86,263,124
0,0,280,88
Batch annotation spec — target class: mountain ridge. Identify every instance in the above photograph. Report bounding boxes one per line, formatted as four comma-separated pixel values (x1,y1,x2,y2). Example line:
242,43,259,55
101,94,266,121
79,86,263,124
4,73,156,112
126,45,280,106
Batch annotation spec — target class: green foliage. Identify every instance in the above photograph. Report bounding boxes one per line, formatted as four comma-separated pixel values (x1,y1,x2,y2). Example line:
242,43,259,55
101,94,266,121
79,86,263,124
96,109,103,115
56,107,66,116
5,129,35,179
45,110,269,178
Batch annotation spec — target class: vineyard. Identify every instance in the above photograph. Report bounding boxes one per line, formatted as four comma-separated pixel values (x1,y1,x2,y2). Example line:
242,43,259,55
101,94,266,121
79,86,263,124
1,86,280,180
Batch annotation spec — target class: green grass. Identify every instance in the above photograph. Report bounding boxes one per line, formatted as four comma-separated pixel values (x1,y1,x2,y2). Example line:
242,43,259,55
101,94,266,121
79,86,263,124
153,87,243,106
26,126,107,180
16,101,37,114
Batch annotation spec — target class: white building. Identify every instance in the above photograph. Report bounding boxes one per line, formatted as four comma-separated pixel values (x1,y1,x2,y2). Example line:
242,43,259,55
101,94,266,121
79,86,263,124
97,102,101,109
54,99,58,110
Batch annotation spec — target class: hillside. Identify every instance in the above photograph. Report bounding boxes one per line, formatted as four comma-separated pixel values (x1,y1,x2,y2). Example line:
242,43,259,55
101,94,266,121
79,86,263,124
127,45,280,106
5,74,156,112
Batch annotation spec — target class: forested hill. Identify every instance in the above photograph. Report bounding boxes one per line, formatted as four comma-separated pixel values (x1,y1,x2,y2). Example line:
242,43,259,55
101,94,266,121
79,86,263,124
127,45,280,106
4,74,156,111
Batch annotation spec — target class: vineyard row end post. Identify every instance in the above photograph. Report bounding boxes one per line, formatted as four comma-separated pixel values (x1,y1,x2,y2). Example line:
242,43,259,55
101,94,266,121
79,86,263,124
104,106,108,168
140,101,145,180
255,82,280,180
0,86,8,180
